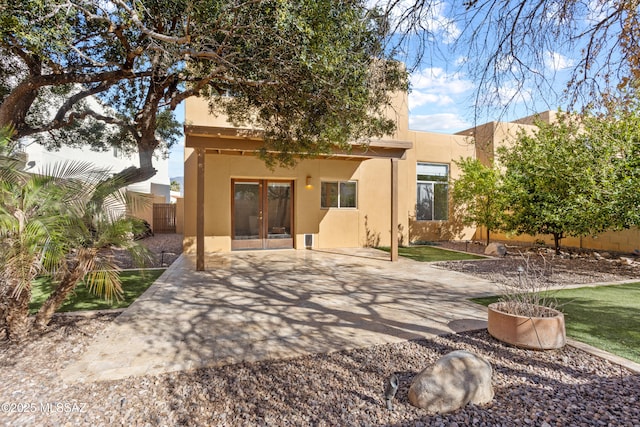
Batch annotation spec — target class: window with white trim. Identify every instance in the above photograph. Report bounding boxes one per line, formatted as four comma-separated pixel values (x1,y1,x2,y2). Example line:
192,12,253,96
321,181,357,208
416,163,448,220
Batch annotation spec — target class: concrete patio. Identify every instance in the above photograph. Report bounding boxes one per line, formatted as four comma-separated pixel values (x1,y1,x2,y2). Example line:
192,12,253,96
62,248,503,382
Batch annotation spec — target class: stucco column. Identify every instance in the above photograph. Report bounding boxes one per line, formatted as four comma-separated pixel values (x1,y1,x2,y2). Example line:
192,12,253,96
196,148,205,271
391,158,399,262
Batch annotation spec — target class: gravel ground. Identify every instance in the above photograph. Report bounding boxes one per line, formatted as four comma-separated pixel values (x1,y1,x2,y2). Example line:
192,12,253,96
1,325,638,426
1,238,639,426
434,241,640,287
108,233,184,269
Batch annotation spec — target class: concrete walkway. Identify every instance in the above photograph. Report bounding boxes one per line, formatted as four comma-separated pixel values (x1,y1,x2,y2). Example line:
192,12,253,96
62,248,503,382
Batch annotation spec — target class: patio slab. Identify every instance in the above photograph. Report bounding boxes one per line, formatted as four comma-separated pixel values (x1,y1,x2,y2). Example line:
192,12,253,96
62,248,502,382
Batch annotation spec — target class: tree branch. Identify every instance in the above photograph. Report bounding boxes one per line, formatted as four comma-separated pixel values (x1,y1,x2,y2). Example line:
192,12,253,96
110,0,191,45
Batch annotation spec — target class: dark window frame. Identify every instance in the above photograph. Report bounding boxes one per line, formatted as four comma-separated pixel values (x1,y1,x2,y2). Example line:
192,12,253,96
416,163,449,221
321,180,358,209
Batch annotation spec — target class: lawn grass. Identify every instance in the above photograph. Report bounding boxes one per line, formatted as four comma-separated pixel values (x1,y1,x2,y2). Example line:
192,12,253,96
472,282,640,363
378,245,486,262
29,269,166,313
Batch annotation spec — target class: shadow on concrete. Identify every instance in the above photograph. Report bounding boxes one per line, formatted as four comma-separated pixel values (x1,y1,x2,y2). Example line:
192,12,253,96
62,249,502,382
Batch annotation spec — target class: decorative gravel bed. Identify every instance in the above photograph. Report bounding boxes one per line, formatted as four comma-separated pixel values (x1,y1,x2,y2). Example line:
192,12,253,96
108,233,184,269
434,241,640,287
1,237,639,426
1,316,639,426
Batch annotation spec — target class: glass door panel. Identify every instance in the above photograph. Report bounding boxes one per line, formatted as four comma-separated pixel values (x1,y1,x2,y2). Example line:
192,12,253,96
232,180,293,250
232,182,263,249
267,182,291,239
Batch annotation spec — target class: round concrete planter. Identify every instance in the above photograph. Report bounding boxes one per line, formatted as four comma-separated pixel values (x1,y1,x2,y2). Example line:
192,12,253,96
487,302,566,350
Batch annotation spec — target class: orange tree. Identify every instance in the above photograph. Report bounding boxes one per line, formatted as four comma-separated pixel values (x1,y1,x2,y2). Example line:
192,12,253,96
497,113,620,254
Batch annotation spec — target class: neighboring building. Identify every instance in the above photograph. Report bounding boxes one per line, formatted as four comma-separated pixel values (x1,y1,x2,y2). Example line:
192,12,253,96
21,141,172,231
182,91,639,262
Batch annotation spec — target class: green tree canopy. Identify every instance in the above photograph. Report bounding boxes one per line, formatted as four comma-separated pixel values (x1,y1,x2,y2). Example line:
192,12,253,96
451,157,504,245
1,0,406,185
497,113,619,254
584,107,640,230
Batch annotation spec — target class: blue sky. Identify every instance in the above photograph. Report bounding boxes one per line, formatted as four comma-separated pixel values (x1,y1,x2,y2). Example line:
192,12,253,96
394,1,581,132
167,1,579,178
168,104,185,178
166,63,574,178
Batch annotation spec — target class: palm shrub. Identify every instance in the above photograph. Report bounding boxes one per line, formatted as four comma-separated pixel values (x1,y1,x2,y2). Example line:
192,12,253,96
32,185,152,331
0,129,72,340
0,128,151,340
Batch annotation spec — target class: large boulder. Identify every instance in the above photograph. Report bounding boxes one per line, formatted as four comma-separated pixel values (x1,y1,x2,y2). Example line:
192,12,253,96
408,350,494,414
485,242,507,257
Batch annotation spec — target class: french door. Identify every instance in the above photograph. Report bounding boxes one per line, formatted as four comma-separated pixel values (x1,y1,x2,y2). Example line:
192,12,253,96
231,179,294,250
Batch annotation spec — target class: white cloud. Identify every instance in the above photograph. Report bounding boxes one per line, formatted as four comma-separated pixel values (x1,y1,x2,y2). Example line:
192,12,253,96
586,0,614,23
408,67,473,110
407,67,474,132
367,0,459,43
496,83,533,106
545,51,575,71
98,0,118,13
454,56,468,67
409,113,471,132
411,67,473,93
409,91,454,110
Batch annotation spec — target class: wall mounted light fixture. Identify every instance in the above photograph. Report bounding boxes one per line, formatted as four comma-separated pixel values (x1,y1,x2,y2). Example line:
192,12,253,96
305,175,312,189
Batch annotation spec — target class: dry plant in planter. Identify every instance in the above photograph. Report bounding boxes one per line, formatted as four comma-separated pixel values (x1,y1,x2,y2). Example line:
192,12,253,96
487,254,567,350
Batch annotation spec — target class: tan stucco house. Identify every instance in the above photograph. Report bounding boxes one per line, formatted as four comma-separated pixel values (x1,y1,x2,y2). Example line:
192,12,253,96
182,89,499,266
182,91,639,269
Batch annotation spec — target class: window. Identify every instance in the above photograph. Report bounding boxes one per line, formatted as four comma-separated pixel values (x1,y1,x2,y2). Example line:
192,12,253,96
321,181,357,208
416,163,448,220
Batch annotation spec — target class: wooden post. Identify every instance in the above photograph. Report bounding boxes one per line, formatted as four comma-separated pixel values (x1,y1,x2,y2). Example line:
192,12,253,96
391,158,399,262
196,148,205,271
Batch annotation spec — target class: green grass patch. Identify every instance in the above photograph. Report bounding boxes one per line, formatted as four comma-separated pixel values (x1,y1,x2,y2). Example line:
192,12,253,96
472,283,640,363
29,269,165,313
378,245,485,262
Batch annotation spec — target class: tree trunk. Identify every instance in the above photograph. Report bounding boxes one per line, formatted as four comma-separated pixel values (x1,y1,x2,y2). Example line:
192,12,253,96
486,228,491,246
94,141,157,195
91,146,157,208
553,233,562,255
3,285,33,342
0,291,8,341
0,81,39,137
33,268,85,331
0,52,42,137
110,163,156,188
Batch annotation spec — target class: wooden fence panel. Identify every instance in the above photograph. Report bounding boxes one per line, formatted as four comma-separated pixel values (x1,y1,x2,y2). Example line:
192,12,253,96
153,203,176,233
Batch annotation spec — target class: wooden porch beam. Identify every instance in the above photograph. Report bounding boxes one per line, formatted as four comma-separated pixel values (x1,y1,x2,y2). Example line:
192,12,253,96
196,148,205,271
390,158,399,262
184,132,412,160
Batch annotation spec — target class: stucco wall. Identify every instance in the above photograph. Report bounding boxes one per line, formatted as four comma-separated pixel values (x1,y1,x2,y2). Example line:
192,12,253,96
175,197,184,234
486,228,640,253
183,94,638,255
185,91,410,141
128,192,167,230
405,129,477,242
182,149,407,253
